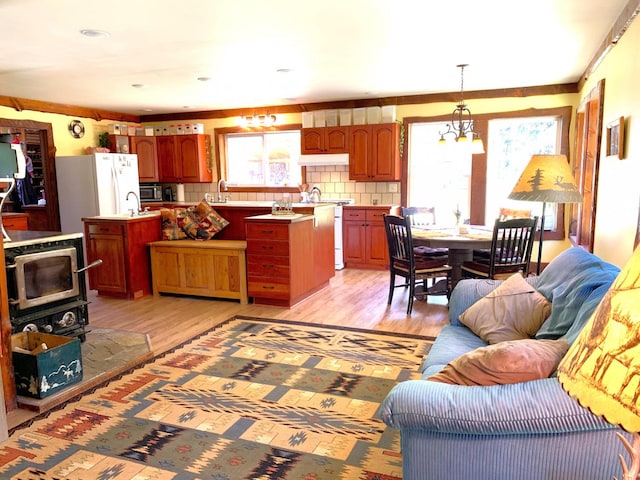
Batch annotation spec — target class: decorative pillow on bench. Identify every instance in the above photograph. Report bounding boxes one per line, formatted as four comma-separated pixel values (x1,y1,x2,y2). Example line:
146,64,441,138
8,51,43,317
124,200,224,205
161,199,229,241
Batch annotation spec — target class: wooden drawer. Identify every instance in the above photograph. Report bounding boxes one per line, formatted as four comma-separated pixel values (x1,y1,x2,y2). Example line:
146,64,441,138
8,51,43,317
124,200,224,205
366,210,386,223
87,223,124,235
247,257,290,278
248,281,290,299
246,239,290,257
246,223,290,241
343,209,366,222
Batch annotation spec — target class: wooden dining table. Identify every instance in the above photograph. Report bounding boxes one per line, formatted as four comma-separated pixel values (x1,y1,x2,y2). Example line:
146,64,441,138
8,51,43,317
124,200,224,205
411,225,493,289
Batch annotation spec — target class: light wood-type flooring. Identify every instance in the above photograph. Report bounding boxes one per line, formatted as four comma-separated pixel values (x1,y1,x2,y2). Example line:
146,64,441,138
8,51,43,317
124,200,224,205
7,268,450,429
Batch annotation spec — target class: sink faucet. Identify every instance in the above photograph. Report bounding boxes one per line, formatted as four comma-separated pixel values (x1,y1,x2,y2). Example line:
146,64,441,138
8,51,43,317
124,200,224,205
217,179,228,202
310,186,321,203
126,191,140,216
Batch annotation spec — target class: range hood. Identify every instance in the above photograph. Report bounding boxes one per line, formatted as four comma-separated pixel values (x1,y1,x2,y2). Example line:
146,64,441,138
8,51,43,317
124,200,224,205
298,153,349,166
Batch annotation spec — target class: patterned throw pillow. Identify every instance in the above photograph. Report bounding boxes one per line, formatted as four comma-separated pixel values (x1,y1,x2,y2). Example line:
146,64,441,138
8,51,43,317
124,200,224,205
182,199,230,240
160,208,189,240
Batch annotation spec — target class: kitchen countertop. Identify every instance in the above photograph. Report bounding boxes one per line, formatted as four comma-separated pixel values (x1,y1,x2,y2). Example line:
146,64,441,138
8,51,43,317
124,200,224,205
82,211,161,222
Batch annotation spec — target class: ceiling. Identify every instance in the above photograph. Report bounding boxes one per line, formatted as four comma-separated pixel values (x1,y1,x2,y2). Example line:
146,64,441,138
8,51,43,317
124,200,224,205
0,0,630,116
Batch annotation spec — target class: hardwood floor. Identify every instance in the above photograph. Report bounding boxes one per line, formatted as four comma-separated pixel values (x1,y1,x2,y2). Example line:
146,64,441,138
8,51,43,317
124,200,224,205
88,267,450,355
6,268,450,429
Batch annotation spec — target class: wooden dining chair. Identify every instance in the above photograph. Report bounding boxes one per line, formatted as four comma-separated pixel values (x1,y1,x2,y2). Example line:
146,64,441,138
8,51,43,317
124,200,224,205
461,216,538,280
383,214,452,314
474,207,533,261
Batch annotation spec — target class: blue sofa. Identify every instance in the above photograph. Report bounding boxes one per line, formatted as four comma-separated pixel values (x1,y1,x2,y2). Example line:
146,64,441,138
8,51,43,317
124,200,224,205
380,247,631,480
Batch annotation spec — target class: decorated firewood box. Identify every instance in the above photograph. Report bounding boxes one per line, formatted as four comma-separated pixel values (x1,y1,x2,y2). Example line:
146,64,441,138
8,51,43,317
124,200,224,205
11,332,82,398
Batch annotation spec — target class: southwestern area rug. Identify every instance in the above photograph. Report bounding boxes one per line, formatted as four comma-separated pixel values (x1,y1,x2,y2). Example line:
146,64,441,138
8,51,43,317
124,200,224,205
0,316,434,479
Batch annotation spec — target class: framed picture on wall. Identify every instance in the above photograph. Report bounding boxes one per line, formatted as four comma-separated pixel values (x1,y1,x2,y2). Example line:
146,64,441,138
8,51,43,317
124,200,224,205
606,116,624,159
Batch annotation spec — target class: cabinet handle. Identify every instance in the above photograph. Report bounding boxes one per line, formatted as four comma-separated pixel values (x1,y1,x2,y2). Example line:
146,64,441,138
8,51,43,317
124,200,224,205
261,245,274,250
261,229,274,234
263,264,274,268
262,285,275,290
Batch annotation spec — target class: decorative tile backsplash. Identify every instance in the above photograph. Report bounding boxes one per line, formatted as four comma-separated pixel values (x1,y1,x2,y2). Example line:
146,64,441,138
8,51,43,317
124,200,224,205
183,165,401,206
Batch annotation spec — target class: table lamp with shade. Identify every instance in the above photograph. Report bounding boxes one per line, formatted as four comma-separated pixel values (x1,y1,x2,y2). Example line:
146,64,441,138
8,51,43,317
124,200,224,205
558,245,640,480
508,154,583,275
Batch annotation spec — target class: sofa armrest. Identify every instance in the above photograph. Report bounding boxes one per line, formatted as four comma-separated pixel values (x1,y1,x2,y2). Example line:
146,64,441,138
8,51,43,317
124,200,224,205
448,277,539,325
380,377,614,436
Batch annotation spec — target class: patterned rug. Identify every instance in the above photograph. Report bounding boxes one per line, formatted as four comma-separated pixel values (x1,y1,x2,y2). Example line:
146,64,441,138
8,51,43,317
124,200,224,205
0,316,434,479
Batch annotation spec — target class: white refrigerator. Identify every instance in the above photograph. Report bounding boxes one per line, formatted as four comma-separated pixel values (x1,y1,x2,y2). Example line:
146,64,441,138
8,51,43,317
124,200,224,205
56,153,140,233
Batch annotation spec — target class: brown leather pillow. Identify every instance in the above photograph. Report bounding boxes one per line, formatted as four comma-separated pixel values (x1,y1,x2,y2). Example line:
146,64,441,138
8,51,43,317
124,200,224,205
427,339,569,386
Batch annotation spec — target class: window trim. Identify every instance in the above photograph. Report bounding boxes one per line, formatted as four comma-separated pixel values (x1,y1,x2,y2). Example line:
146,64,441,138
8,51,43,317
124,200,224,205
214,123,305,193
401,106,572,241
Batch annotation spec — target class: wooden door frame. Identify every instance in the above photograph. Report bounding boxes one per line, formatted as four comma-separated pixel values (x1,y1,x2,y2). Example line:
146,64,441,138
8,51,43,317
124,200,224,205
569,79,605,252
0,118,60,231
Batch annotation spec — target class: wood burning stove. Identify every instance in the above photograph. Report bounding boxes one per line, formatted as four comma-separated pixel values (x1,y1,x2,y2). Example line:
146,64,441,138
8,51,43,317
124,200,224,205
4,232,98,341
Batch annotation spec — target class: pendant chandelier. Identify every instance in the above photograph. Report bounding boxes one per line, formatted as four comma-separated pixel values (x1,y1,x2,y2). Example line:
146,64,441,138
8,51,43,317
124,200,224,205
438,64,484,154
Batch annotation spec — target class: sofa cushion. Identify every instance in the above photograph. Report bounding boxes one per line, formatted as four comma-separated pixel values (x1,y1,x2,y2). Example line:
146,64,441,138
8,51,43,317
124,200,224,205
420,325,487,375
426,338,569,386
458,273,551,344
535,248,620,341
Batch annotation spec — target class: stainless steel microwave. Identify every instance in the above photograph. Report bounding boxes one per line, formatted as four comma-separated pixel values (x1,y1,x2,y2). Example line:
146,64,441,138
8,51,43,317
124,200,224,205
140,184,163,202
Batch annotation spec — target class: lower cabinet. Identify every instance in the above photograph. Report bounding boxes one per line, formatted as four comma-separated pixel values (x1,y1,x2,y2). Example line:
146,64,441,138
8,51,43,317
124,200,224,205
245,215,326,307
83,215,161,299
343,206,389,269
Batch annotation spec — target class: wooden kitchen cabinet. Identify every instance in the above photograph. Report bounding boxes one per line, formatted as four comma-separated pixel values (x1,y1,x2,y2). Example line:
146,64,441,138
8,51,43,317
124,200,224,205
343,206,389,269
301,126,349,154
246,215,329,307
83,215,161,299
349,123,401,181
157,134,212,183
131,136,159,182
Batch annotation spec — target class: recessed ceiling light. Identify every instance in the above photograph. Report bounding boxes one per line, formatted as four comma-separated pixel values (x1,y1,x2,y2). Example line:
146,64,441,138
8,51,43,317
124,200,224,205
197,77,211,82
276,68,293,74
131,84,147,88
80,29,110,39
142,108,153,112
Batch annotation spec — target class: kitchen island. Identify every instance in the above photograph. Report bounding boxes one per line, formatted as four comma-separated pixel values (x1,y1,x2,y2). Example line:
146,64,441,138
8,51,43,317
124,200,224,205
116,201,336,306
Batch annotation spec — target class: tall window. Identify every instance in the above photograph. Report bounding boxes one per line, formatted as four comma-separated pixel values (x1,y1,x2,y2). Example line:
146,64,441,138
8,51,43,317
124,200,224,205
224,130,301,187
408,122,472,225
406,106,571,239
486,116,561,229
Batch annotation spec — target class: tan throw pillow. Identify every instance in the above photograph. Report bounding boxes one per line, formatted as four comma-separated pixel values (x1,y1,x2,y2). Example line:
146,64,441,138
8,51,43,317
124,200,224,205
458,273,551,344
427,339,569,386
183,199,230,240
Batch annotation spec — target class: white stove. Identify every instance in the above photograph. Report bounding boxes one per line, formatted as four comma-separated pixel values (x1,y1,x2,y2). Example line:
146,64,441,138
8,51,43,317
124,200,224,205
321,198,355,270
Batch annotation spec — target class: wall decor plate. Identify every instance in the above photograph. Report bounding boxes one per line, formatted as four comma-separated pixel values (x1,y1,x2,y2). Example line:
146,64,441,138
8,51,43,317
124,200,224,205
68,120,85,138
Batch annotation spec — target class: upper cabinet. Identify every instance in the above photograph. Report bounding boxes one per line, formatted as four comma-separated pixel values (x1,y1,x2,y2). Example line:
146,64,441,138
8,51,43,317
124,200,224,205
349,123,401,181
301,127,349,154
157,134,213,183
131,136,158,183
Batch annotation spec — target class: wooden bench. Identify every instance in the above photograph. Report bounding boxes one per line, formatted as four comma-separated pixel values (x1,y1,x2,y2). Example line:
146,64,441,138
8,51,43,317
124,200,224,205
149,239,248,304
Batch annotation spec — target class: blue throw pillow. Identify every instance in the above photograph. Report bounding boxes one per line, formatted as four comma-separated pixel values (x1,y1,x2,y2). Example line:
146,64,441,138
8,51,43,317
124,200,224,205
535,248,619,340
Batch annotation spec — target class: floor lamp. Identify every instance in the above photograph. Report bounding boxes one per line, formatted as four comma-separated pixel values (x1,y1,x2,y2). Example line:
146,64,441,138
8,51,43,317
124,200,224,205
508,154,583,275
558,245,640,479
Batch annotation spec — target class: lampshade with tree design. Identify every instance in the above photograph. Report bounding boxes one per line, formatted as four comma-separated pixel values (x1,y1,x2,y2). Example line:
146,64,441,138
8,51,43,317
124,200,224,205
508,154,583,274
558,245,640,480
